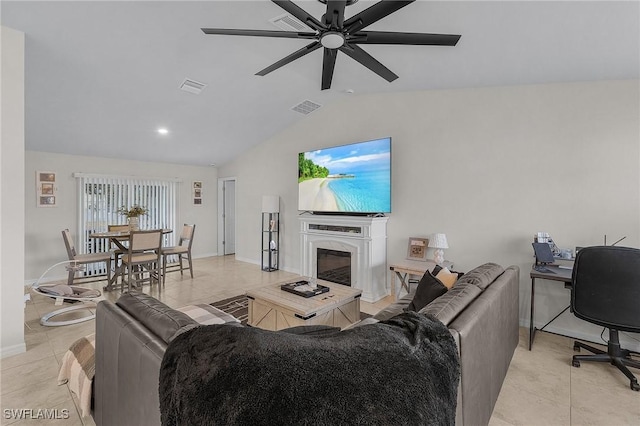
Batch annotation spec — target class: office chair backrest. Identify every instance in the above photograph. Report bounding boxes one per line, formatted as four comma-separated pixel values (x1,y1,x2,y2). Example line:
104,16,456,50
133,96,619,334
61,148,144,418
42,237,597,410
571,246,640,333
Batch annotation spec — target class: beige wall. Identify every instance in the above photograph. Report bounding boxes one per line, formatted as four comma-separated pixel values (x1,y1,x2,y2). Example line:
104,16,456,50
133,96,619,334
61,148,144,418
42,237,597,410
24,151,219,281
220,80,640,350
1,26,26,357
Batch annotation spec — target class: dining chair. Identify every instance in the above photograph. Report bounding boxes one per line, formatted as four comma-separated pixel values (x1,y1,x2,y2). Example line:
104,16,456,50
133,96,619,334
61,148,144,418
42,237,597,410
161,224,196,284
120,229,163,292
107,224,129,270
61,229,112,285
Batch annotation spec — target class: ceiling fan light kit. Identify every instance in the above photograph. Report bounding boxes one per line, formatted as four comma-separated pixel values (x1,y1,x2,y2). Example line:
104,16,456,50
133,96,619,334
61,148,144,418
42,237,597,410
202,0,461,90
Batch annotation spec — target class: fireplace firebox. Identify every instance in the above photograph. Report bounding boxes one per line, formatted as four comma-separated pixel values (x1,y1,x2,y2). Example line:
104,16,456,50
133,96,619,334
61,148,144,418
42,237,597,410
317,248,351,287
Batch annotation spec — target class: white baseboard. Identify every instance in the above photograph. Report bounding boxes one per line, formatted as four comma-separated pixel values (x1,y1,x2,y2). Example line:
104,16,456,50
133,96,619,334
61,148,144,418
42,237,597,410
1,342,26,359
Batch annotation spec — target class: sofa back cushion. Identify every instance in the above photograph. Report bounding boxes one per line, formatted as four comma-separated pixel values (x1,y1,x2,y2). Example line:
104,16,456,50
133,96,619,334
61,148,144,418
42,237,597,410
420,283,482,326
455,262,505,290
116,291,196,343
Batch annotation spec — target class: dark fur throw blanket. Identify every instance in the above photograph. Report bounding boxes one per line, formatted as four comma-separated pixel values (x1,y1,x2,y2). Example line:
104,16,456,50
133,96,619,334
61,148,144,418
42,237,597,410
159,312,460,426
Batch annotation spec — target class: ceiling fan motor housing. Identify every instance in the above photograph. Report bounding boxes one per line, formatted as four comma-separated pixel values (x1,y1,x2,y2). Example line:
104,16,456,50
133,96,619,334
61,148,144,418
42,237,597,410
321,32,345,49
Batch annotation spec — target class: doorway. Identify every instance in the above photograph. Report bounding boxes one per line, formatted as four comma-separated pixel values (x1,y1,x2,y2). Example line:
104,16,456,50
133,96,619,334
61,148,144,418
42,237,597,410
217,177,236,255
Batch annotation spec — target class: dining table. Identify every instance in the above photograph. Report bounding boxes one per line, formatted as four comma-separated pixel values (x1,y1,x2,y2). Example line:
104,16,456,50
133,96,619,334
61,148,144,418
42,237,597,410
90,228,173,291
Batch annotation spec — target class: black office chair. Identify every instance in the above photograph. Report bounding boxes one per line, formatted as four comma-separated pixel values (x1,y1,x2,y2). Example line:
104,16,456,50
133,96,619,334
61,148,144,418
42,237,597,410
570,246,640,391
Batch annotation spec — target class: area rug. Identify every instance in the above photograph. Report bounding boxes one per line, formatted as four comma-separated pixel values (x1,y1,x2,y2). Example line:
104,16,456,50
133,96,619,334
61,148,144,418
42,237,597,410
211,294,372,325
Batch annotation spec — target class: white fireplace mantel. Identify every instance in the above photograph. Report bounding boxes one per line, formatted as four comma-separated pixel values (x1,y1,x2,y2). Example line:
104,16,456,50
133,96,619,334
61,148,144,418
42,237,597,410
299,214,389,303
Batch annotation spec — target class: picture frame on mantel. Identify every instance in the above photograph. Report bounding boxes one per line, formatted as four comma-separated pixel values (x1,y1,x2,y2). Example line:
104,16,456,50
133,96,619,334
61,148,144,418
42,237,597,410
407,237,429,261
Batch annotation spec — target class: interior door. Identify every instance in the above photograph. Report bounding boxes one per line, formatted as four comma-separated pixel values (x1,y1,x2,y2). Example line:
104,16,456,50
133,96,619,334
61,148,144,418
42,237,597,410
222,179,236,255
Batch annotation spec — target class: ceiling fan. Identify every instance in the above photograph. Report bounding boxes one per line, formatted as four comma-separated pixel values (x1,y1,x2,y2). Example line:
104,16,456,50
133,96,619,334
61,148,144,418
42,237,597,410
202,0,461,90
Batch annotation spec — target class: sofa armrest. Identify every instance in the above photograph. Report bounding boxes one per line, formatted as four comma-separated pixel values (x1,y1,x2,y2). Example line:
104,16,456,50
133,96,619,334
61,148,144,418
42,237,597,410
447,266,519,426
94,300,167,426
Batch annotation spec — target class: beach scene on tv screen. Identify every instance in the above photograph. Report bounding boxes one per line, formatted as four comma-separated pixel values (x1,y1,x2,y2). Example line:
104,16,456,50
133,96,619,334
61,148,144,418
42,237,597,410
298,138,391,213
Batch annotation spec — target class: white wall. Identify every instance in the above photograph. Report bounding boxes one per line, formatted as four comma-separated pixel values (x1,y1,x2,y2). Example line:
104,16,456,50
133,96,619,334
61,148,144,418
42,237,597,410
219,80,640,350
24,151,218,281
1,26,26,358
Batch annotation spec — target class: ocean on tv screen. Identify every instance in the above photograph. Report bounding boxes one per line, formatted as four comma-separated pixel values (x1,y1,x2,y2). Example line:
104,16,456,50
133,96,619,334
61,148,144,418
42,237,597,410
298,138,391,213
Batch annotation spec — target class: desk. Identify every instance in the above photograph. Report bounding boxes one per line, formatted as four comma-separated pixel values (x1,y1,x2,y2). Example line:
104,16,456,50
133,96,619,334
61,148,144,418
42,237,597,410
90,228,172,290
529,264,573,350
389,260,453,300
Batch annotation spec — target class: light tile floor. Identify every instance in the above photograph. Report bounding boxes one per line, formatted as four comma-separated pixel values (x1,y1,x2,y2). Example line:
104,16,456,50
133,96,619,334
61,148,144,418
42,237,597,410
1,256,638,425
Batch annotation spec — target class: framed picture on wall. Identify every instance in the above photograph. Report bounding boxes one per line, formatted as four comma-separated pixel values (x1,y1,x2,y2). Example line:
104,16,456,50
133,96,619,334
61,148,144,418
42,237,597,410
406,237,429,261
36,171,57,207
193,181,202,205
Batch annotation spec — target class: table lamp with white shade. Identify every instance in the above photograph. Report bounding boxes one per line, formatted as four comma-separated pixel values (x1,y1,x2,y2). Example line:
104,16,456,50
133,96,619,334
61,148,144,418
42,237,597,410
429,233,449,265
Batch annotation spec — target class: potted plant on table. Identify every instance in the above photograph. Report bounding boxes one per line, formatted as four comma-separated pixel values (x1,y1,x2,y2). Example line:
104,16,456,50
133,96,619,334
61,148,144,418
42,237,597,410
117,205,148,231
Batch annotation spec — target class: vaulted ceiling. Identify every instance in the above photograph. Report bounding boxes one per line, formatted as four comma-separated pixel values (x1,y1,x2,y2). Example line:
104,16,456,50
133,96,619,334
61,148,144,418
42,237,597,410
2,1,638,167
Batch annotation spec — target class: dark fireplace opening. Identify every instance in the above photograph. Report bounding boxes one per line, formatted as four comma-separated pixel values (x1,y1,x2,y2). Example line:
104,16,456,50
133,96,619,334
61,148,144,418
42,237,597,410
317,248,351,287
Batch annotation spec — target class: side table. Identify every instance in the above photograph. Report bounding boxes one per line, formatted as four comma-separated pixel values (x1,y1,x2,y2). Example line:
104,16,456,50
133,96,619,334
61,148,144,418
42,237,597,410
389,260,454,300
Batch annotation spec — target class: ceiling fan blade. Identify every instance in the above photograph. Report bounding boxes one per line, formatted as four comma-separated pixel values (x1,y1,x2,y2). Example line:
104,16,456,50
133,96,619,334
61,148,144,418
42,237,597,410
351,31,461,46
272,0,325,32
321,48,338,90
339,43,398,82
202,28,316,40
323,0,346,30
344,0,414,34
256,41,322,76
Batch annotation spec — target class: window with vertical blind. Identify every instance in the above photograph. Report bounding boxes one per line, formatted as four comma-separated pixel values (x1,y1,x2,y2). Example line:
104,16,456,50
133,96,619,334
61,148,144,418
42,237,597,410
74,173,179,274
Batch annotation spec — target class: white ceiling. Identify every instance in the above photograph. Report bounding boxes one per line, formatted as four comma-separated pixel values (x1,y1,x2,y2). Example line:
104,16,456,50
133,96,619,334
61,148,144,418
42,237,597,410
2,1,638,167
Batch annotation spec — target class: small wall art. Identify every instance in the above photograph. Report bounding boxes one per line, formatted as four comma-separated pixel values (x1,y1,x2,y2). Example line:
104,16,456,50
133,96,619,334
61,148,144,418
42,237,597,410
37,171,57,207
406,237,429,261
193,181,202,206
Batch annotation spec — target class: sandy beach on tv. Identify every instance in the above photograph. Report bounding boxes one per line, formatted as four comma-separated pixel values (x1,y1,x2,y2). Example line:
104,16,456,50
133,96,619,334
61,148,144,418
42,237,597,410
299,178,338,211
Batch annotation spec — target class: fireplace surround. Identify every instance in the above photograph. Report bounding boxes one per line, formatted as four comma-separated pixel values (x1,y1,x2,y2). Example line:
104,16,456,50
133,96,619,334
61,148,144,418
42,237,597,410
299,215,389,303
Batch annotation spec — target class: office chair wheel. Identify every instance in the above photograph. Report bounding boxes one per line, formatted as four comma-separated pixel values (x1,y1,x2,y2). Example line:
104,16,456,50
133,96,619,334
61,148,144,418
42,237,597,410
632,380,640,392
572,359,581,368
573,342,581,352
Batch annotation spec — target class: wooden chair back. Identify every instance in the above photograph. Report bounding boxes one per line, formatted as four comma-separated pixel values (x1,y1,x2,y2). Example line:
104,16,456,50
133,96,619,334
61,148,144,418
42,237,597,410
129,229,163,253
178,224,196,249
61,229,77,259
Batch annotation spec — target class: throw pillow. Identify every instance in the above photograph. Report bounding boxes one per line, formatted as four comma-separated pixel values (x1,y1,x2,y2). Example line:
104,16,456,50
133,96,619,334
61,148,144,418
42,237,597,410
405,271,448,312
435,267,459,289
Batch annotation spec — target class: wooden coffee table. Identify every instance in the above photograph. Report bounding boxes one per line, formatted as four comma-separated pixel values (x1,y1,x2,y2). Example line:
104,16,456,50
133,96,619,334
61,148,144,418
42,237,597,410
246,279,362,331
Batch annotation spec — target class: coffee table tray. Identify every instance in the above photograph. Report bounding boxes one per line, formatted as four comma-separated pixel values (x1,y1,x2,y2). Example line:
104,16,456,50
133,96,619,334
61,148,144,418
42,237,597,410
280,280,330,298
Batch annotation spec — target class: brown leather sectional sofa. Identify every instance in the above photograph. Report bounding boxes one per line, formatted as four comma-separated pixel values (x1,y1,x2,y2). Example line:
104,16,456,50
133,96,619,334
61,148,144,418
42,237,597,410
94,263,519,426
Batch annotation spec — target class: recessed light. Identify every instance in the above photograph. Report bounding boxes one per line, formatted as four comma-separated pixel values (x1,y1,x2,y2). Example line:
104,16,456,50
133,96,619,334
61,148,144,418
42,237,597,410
157,128,169,135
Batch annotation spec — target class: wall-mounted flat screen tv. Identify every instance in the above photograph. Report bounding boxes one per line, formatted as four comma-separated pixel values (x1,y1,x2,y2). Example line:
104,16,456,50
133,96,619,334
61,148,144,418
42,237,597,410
298,137,391,214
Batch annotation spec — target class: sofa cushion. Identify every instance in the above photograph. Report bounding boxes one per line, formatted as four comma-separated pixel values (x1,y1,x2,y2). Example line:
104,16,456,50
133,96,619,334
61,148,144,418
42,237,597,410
406,271,449,312
373,292,414,322
434,267,460,289
116,291,196,344
455,262,505,290
420,283,482,326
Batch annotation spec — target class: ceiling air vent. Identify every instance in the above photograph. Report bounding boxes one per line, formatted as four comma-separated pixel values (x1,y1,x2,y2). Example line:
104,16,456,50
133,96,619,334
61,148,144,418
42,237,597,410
292,100,322,115
269,13,309,32
179,78,207,94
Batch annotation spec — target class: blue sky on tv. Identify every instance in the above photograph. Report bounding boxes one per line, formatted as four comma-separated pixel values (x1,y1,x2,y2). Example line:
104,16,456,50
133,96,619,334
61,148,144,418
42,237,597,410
305,138,391,174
